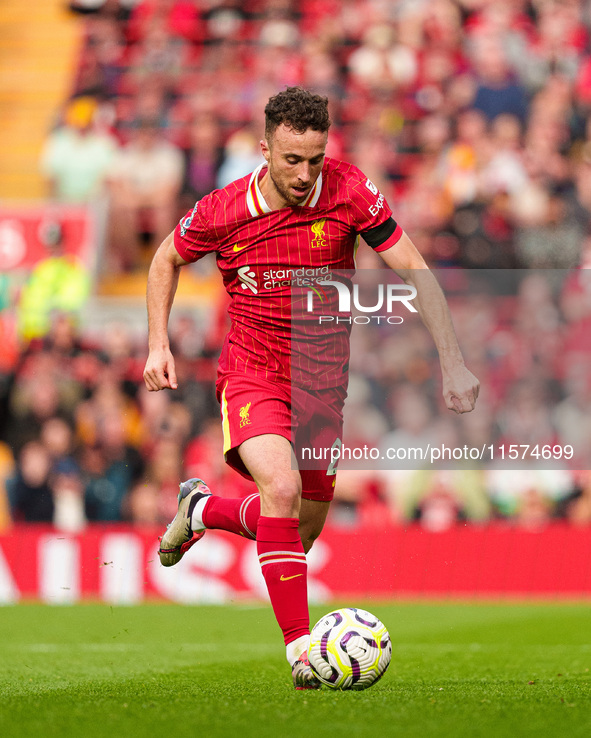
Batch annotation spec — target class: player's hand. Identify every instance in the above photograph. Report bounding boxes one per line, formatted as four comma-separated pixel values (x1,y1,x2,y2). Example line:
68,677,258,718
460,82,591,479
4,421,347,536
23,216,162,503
143,347,178,391
442,363,479,414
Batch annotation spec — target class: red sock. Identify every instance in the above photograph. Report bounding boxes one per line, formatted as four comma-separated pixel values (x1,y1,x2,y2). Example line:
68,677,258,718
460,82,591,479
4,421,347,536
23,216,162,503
201,493,260,540
257,516,309,646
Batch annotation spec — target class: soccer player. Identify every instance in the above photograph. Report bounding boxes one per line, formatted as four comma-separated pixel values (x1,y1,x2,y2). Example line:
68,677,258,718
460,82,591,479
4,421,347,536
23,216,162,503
143,87,479,689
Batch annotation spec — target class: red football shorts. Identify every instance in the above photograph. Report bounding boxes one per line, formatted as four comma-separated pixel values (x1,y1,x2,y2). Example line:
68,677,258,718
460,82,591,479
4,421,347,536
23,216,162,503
215,372,347,502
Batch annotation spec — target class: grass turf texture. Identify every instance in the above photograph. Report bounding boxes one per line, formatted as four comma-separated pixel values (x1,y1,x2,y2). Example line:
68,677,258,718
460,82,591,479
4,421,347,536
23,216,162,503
1,603,590,737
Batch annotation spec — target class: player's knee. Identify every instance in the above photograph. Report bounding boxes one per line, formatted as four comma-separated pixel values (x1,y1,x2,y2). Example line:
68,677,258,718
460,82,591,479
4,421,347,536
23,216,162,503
272,475,301,505
259,473,302,517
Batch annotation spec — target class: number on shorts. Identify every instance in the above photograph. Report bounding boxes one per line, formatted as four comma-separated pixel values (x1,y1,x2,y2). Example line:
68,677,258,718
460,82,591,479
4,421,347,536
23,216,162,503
326,438,342,476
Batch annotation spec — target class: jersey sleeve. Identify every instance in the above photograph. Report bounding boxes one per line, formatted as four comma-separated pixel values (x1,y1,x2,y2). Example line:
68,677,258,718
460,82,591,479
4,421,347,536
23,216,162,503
348,169,403,252
173,194,217,263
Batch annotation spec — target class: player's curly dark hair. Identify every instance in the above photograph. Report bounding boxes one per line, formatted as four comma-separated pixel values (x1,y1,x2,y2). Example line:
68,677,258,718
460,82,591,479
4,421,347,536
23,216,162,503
264,87,331,140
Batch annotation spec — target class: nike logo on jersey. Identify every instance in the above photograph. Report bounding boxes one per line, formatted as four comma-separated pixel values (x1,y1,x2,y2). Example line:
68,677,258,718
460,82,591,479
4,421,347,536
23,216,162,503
280,574,304,582
233,243,248,252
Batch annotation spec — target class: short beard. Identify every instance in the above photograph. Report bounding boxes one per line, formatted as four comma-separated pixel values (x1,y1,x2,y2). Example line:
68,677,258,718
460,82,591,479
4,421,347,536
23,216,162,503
269,170,306,206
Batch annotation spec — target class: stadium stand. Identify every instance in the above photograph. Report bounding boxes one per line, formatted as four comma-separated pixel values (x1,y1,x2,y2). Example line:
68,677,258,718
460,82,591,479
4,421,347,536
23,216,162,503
0,0,81,200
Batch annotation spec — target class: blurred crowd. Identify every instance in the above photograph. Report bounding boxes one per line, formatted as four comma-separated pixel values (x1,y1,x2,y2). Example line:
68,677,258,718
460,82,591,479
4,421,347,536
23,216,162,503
0,308,257,532
2,264,591,532
2,0,591,531
42,0,591,272
335,264,591,530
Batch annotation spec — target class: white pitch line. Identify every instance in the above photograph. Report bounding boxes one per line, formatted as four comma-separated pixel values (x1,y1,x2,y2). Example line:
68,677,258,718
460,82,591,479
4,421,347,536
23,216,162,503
8,643,280,654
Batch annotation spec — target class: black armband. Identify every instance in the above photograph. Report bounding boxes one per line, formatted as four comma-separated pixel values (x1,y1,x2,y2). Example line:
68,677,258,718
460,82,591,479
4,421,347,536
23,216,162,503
362,217,399,250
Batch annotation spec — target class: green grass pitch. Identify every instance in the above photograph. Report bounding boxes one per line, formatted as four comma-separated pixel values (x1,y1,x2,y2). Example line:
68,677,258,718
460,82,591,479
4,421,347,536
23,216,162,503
1,602,590,737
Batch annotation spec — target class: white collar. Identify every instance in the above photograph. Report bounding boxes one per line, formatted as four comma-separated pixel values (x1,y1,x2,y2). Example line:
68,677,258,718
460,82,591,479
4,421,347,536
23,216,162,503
246,163,323,217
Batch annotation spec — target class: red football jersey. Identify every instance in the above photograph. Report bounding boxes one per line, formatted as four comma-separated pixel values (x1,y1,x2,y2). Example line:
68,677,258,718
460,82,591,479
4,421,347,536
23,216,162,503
174,156,402,389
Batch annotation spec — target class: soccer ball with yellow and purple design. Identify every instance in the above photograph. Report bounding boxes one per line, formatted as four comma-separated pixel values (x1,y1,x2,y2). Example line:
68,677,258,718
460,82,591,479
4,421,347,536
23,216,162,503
308,607,391,690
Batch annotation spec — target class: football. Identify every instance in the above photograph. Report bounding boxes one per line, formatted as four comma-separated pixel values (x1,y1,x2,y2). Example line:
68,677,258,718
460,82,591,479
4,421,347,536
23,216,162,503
308,607,392,690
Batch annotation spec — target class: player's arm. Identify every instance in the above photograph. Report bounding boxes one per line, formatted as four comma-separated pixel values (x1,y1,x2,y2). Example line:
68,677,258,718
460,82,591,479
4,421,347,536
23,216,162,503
143,231,189,392
377,229,479,414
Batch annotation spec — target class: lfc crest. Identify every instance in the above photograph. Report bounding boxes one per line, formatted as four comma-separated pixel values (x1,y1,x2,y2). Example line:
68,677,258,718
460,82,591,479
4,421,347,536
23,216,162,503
310,219,327,248
239,402,252,428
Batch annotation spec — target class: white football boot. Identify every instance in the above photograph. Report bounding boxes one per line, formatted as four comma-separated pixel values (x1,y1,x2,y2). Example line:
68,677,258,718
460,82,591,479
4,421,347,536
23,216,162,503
292,651,321,690
158,478,211,567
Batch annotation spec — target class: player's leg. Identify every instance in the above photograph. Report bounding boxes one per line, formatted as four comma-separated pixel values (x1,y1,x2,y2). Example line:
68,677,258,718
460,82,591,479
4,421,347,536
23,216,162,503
197,372,291,537
158,477,262,565
199,490,260,540
238,433,306,647
157,380,340,565
237,433,320,689
183,480,330,554
294,383,345,551
188,455,333,552
157,373,283,563
298,498,331,553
